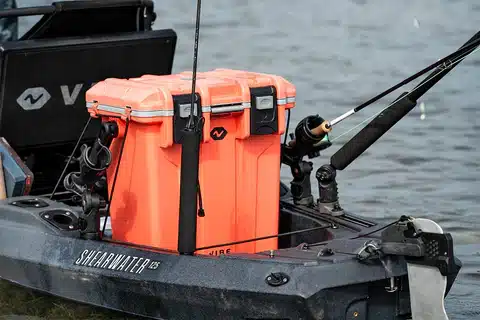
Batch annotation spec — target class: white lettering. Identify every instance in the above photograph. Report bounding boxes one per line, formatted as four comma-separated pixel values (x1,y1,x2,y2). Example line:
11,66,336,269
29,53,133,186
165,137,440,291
75,250,89,265
137,259,151,274
82,250,96,266
125,257,138,272
74,249,158,275
60,83,84,105
117,256,131,271
94,252,108,268
130,258,143,274
89,251,103,267
108,254,125,270
101,253,115,268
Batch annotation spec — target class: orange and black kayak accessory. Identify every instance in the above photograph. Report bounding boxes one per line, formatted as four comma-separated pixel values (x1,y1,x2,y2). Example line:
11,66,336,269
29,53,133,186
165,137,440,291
85,69,296,255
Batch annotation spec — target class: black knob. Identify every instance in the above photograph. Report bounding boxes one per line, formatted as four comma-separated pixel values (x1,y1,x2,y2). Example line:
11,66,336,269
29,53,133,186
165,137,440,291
265,272,290,287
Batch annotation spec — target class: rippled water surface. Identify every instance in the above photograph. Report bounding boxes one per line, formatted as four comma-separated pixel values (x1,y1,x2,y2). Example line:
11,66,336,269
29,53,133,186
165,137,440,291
151,0,480,244
2,0,480,318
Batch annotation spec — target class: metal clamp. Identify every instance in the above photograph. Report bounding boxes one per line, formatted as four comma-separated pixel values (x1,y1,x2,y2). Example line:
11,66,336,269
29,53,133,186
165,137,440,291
356,240,381,261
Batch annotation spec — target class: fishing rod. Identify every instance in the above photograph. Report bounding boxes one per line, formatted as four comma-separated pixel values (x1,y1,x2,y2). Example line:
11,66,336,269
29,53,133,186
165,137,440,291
284,30,480,162
329,30,480,171
283,30,480,174
324,30,480,130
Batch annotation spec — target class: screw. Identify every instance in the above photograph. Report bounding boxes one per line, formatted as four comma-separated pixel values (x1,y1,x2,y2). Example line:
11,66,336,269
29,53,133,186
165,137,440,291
44,215,50,219
269,250,275,258
35,204,40,207
68,225,74,230
65,212,70,216
300,243,309,250
385,277,398,293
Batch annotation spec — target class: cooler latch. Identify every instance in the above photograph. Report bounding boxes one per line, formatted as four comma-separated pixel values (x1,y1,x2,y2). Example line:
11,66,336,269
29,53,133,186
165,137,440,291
173,93,203,144
250,86,278,135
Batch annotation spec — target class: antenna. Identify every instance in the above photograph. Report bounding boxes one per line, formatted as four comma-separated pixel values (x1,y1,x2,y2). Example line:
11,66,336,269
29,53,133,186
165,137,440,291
187,0,202,129
177,0,204,255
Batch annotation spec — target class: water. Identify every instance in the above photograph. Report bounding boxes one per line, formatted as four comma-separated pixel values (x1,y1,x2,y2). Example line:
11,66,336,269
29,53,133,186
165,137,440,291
2,0,480,318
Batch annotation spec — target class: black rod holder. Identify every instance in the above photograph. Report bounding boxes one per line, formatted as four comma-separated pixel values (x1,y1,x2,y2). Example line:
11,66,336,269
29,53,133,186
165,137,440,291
330,92,416,171
177,127,202,255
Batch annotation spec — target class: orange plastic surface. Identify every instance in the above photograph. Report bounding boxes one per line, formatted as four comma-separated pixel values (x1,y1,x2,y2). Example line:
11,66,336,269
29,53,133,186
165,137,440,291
86,69,296,255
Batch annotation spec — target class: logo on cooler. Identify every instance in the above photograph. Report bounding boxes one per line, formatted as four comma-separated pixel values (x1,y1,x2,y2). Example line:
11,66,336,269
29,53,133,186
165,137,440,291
210,127,228,140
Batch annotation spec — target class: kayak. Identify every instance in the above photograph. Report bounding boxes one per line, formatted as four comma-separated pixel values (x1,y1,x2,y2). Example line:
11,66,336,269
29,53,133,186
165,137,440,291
0,1,476,319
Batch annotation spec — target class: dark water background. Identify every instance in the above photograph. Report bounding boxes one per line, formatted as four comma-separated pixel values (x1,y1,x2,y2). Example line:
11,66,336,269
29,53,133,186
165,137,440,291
1,0,479,318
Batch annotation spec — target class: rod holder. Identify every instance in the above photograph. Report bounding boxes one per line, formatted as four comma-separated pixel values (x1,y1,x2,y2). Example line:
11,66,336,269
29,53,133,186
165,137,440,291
177,127,202,255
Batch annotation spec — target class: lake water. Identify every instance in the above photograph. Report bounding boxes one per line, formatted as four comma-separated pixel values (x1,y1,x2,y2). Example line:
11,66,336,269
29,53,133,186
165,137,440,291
2,0,480,318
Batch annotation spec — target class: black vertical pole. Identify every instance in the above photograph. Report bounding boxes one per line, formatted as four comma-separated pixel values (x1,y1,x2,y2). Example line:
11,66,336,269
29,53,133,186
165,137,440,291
177,126,201,255
177,0,203,255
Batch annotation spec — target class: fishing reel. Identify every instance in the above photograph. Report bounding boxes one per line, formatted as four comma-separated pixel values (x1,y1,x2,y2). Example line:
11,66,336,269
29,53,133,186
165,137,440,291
64,121,118,199
281,115,332,206
282,114,332,161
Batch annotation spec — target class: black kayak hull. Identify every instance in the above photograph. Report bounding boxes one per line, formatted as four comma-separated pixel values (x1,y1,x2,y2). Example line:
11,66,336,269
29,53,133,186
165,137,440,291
0,196,460,320
0,229,407,320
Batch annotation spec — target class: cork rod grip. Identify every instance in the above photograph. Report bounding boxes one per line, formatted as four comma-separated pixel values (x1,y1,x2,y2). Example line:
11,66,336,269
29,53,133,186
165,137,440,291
311,120,332,136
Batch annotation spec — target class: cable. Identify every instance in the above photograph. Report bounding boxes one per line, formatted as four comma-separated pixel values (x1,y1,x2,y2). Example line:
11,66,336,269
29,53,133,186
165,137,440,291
101,118,130,236
50,117,92,199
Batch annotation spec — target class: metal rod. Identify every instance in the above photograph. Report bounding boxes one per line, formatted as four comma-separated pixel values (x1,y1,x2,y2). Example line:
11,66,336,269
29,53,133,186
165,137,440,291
0,6,55,18
195,224,333,251
0,0,155,18
187,0,202,129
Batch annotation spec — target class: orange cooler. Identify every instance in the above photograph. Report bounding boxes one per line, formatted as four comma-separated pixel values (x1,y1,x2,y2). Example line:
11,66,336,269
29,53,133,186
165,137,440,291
86,68,296,255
